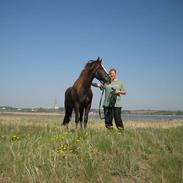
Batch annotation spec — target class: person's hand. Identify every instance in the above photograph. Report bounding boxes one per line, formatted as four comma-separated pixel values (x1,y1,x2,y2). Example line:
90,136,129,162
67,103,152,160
97,83,102,88
114,90,127,95
114,90,120,94
91,83,103,88
111,90,118,94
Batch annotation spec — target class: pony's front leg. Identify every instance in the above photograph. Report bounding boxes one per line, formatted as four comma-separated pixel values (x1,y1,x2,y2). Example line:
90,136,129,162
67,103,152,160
74,103,80,129
84,103,91,128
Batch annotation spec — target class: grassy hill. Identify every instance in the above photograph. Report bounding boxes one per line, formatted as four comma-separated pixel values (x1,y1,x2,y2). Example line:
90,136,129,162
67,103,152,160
0,115,183,183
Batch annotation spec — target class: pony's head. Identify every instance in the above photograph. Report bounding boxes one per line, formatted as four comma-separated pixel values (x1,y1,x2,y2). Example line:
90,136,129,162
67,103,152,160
85,57,110,84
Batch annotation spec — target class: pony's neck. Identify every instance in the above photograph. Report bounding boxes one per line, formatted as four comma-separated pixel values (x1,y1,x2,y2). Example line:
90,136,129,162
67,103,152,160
74,68,94,88
80,69,94,87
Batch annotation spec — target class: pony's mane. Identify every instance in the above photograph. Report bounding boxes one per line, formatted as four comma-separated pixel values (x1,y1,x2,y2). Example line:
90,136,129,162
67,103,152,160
77,60,100,78
84,60,100,70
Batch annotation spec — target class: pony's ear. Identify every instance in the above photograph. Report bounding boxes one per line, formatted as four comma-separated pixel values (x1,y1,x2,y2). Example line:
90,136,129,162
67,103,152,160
96,57,102,63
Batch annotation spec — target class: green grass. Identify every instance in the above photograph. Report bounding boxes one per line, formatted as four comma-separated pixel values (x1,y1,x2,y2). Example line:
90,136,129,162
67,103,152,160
0,115,183,183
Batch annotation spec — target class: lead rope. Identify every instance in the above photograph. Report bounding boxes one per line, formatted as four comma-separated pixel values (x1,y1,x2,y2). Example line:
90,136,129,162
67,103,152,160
99,87,105,119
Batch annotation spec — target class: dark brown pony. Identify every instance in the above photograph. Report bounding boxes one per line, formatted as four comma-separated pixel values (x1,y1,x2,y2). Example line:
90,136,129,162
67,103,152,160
63,57,110,129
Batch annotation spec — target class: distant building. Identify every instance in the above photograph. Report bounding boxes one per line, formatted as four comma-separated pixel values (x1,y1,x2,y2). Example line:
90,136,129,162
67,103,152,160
54,97,59,110
54,106,59,110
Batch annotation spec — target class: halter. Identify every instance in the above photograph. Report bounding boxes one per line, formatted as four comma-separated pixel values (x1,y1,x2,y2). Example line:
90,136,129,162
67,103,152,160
94,63,108,82
101,64,109,74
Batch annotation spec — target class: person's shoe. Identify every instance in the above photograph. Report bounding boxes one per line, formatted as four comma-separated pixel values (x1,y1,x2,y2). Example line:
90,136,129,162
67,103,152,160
106,125,114,130
117,127,124,133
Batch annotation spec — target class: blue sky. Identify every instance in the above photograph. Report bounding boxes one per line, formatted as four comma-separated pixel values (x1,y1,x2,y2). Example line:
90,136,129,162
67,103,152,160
0,0,183,110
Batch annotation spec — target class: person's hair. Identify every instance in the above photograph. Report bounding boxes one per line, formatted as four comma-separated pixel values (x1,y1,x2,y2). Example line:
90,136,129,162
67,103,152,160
109,68,117,74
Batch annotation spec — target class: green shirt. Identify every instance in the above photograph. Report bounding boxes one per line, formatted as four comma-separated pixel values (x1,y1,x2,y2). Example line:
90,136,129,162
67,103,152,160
103,79,125,107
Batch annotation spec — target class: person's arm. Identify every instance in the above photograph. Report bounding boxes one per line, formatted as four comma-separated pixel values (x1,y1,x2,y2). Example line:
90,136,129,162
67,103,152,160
113,81,127,95
114,90,127,95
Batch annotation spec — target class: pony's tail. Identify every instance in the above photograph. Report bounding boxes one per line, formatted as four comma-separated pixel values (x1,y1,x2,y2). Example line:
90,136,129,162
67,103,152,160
63,104,73,125
62,87,73,125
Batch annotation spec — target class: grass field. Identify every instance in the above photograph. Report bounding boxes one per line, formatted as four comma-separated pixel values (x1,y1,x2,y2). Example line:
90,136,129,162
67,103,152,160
0,114,183,183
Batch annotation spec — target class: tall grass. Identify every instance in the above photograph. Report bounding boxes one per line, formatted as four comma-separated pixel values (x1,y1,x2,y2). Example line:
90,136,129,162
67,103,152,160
0,115,183,183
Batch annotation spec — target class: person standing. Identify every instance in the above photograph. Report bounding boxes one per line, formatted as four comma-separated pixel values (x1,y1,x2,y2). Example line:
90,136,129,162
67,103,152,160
92,68,127,130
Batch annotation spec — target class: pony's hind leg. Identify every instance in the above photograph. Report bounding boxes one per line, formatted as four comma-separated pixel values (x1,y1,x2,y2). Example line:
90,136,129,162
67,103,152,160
63,116,70,130
84,103,91,128
79,106,84,129
74,103,80,129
